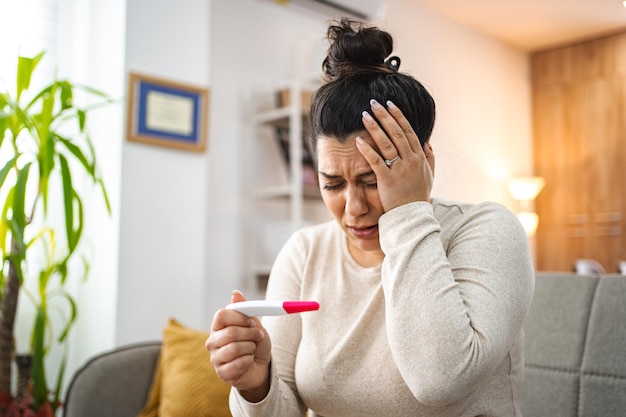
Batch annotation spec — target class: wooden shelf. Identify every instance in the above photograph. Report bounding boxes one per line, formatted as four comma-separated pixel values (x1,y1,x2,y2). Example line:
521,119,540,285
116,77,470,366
254,107,291,125
246,81,327,296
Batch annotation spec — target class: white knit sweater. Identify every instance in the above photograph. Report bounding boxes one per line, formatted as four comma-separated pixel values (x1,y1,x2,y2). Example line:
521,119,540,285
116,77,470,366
230,199,535,417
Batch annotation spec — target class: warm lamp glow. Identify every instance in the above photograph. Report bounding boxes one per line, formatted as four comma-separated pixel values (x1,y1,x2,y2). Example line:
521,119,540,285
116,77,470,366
517,211,539,237
508,176,545,238
507,176,545,202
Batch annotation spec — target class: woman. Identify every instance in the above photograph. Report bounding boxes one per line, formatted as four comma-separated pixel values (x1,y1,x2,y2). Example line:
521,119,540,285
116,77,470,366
207,18,535,417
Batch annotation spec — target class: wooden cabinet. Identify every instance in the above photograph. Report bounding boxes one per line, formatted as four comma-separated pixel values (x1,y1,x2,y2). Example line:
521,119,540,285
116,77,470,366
245,81,329,296
532,31,626,272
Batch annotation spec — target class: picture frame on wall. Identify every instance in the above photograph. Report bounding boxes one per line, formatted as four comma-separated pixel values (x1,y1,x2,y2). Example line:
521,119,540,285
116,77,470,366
126,72,209,152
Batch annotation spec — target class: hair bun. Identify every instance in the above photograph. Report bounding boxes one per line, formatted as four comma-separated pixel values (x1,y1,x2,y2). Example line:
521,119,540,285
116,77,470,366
323,19,394,81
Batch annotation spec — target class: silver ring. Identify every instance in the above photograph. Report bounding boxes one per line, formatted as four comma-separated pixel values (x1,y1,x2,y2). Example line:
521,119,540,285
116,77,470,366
384,155,400,167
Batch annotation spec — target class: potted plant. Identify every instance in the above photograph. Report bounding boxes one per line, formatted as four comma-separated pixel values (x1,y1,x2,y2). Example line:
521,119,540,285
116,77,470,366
0,52,114,416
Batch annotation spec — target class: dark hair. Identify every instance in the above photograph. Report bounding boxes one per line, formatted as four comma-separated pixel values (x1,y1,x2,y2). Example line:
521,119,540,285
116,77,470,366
309,19,436,161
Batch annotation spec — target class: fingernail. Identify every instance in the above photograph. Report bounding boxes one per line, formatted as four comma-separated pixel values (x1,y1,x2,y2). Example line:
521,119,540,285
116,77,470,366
355,136,364,146
249,320,257,327
370,98,382,109
362,110,373,121
386,100,398,110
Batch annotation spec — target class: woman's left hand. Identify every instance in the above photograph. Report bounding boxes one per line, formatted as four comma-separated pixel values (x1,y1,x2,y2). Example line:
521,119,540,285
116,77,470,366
355,99,434,212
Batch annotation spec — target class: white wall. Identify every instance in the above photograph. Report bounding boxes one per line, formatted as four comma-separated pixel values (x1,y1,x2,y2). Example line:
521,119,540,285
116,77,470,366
116,0,212,345
383,0,532,205
115,0,532,345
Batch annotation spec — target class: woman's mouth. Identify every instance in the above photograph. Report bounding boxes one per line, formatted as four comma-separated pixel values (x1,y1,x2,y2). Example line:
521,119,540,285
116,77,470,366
349,224,379,239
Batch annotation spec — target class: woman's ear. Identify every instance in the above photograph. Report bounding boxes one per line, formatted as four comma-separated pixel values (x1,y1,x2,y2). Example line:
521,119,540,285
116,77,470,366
424,143,435,173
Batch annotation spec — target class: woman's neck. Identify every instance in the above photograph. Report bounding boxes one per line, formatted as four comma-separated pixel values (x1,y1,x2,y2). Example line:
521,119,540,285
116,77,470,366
347,241,384,268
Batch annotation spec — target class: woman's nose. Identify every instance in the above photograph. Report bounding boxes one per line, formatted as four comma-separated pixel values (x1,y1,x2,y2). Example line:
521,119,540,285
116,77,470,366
345,186,368,217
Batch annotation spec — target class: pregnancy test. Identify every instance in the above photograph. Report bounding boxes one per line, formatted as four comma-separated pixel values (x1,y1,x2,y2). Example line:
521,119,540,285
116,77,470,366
225,300,319,317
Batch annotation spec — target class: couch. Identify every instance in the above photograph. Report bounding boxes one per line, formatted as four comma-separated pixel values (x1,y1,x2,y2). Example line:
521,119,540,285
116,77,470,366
63,342,161,417
63,272,626,417
522,272,626,416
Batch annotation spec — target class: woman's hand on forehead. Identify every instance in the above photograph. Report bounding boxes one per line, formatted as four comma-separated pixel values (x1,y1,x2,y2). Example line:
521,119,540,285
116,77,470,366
355,99,433,212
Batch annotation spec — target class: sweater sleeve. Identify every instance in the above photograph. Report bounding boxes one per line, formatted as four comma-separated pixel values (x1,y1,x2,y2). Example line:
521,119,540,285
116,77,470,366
378,201,535,406
228,360,306,416
228,232,309,417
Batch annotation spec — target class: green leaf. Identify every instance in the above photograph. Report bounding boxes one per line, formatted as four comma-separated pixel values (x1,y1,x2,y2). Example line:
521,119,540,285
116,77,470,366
16,51,45,101
59,80,73,110
58,155,83,253
7,219,27,285
56,255,68,282
38,266,51,297
79,253,91,282
40,169,50,215
0,155,18,189
4,95,36,143
58,155,74,249
53,344,68,409
70,190,84,254
0,187,14,256
24,83,54,112
12,162,32,232
55,290,77,342
38,81,57,155
6,171,27,274
39,132,56,214
0,93,10,148
98,177,112,215
56,134,94,177
0,157,18,254
77,109,86,131
83,133,113,214
84,133,98,172
7,166,30,283
9,103,39,139
31,306,49,407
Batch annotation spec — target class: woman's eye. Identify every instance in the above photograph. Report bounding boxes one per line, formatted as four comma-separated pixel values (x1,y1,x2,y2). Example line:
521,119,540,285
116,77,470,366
323,183,343,191
365,182,378,188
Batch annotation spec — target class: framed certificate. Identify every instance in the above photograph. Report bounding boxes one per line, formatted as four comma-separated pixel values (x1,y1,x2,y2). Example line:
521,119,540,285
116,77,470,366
126,72,209,152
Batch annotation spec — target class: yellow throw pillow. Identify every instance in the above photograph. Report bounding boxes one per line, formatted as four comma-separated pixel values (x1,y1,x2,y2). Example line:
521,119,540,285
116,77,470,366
137,318,232,417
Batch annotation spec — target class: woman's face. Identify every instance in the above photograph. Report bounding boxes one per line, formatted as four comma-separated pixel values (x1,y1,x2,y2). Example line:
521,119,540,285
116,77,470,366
316,134,385,267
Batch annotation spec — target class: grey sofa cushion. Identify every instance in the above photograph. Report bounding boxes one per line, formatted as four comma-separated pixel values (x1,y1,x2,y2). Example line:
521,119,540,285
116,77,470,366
521,273,626,417
64,342,161,417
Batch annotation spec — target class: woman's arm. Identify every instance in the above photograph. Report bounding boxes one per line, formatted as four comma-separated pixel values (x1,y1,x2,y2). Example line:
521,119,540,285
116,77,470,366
379,201,534,405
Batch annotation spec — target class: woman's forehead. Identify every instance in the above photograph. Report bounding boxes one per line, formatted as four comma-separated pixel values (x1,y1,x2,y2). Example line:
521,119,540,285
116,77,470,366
316,133,378,153
316,134,378,175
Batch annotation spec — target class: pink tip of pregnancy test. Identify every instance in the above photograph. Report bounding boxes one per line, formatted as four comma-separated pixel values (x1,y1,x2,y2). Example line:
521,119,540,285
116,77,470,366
283,301,319,314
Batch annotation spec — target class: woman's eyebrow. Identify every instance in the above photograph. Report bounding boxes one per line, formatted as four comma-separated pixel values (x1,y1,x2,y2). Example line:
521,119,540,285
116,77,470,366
319,170,375,179
319,171,341,179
